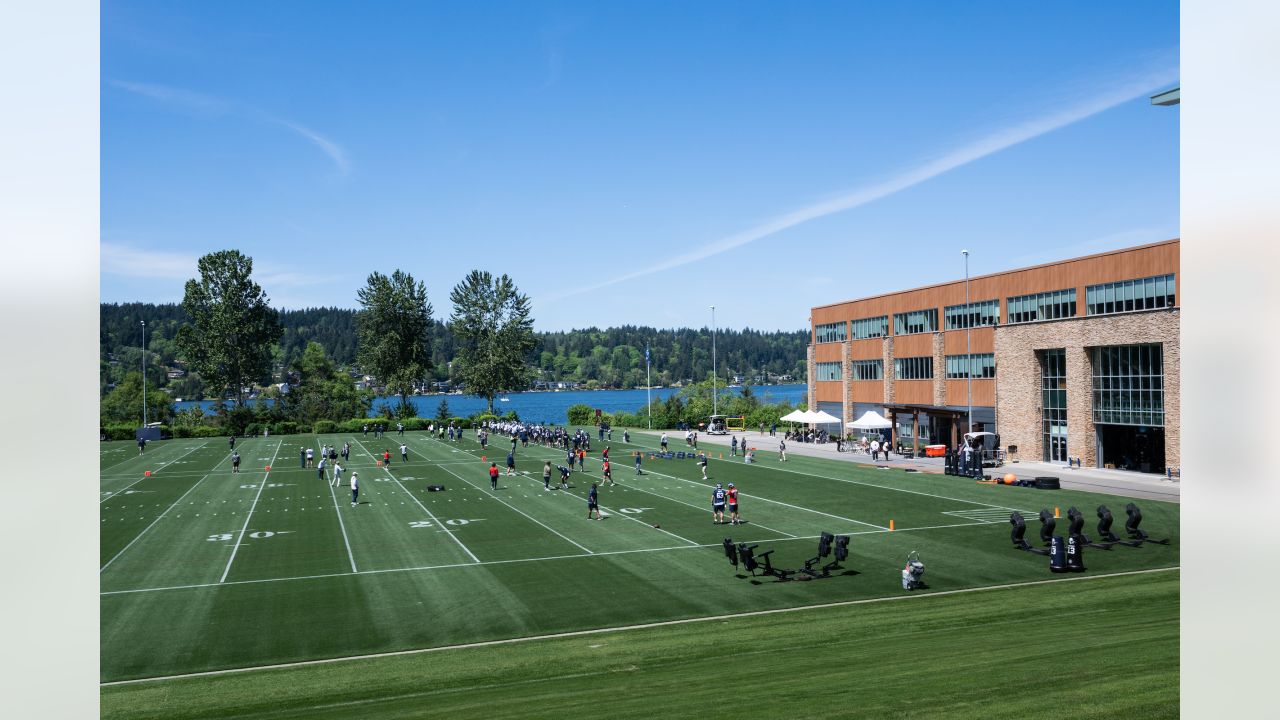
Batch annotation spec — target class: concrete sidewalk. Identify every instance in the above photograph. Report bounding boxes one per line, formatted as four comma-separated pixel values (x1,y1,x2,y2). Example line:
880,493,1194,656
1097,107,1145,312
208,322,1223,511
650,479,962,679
635,429,1180,504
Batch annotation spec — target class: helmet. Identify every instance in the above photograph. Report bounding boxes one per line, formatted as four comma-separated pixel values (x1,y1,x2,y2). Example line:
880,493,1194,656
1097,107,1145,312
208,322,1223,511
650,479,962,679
728,483,734,488
716,483,723,489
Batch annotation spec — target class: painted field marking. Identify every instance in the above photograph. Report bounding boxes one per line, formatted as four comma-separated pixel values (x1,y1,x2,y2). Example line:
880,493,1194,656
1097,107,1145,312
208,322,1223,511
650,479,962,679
101,566,1179,685
434,462,594,554
101,468,219,573
943,508,1041,523
219,438,284,583
328,474,358,573
354,438,480,563
101,440,209,503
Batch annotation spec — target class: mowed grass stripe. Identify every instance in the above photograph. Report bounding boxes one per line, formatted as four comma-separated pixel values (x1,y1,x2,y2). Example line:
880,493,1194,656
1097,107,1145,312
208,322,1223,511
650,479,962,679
99,441,240,564
219,439,284,582
100,571,1179,720
101,439,212,501
410,433,723,552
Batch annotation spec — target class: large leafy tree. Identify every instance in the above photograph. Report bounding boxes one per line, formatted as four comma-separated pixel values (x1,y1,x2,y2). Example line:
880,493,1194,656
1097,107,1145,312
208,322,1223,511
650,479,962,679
176,250,283,406
286,341,372,424
449,270,537,414
355,270,433,416
101,372,173,424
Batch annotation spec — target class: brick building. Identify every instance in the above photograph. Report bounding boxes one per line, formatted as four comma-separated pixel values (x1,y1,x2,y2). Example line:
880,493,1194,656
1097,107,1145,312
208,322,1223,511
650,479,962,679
807,239,1179,473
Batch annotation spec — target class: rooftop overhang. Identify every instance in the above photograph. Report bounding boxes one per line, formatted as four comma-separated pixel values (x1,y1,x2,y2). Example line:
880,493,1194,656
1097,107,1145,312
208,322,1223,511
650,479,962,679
1151,87,1180,106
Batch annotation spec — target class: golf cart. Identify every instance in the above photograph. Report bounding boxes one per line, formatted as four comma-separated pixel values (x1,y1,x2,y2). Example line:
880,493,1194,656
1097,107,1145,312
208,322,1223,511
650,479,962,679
963,431,1005,468
707,415,730,435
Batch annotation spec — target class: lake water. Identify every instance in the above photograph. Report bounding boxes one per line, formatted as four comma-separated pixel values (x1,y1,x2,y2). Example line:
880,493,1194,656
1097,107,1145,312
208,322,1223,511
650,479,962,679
172,384,807,425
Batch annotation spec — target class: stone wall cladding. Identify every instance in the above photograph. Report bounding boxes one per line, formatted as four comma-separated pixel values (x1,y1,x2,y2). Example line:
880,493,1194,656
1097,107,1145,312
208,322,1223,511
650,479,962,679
806,345,816,410
882,336,894,404
841,341,853,427
994,309,1180,469
932,332,947,406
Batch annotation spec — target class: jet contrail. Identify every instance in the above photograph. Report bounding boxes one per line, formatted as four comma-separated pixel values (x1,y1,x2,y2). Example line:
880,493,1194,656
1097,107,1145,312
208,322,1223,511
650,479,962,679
542,63,1178,302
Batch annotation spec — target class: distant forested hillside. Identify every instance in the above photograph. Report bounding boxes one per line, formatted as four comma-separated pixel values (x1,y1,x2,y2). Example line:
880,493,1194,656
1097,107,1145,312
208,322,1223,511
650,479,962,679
100,303,808,398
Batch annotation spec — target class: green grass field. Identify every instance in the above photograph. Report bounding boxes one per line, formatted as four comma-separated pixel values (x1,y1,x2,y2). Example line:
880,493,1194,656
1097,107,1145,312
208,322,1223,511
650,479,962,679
100,430,1179,717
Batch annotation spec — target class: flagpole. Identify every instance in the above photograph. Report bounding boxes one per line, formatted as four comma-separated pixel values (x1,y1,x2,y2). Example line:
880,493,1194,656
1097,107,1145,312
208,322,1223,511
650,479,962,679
646,344,652,430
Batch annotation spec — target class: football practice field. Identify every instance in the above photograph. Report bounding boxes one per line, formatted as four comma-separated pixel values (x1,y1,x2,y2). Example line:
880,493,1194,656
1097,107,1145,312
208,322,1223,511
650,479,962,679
100,430,1180,718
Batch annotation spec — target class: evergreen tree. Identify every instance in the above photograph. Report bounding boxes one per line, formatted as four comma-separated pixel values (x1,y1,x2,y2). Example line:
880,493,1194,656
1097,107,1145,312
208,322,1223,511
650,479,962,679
175,250,283,406
449,270,537,414
355,270,433,416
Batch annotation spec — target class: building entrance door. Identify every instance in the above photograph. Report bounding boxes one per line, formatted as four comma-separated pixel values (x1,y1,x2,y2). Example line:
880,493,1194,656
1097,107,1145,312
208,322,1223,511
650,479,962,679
1096,424,1165,474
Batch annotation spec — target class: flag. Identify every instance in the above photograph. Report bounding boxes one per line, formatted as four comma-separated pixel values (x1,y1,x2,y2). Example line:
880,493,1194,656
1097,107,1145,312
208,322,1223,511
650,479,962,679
645,345,650,366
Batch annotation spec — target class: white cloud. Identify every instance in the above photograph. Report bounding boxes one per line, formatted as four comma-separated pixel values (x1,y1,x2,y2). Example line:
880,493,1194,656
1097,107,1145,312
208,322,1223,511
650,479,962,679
542,60,1180,303
100,242,196,279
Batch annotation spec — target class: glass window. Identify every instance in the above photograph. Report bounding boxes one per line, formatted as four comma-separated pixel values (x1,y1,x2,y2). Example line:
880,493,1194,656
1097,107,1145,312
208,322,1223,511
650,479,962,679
851,316,889,340
814,322,847,343
815,361,842,381
1092,343,1165,427
893,308,938,335
1007,288,1076,324
945,354,995,379
1086,274,1176,316
894,356,933,380
851,359,883,380
944,299,1000,330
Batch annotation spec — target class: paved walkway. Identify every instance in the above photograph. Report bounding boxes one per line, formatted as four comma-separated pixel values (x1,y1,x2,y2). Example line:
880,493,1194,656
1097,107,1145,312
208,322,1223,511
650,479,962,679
634,429,1180,504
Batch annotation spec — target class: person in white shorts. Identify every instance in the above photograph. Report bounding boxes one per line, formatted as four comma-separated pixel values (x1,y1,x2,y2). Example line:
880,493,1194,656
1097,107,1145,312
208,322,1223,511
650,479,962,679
332,462,344,488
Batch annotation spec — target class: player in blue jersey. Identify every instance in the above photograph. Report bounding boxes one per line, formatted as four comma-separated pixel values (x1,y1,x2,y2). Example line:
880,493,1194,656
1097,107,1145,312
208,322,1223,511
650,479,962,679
587,482,601,519
712,483,727,524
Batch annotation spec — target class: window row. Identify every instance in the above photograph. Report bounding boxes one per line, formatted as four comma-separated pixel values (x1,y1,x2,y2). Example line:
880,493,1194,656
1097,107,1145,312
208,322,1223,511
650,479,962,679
944,353,996,379
852,359,883,380
944,299,1000,330
1091,344,1163,379
851,315,889,340
814,322,846,344
1086,274,1175,316
894,356,933,380
815,362,842,381
893,308,938,335
1008,288,1076,324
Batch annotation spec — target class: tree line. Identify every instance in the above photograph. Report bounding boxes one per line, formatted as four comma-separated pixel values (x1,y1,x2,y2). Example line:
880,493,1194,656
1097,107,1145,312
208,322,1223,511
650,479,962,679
99,249,808,432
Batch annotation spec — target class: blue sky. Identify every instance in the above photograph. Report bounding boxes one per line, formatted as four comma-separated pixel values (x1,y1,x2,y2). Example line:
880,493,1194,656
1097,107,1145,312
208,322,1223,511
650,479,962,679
102,1,1179,331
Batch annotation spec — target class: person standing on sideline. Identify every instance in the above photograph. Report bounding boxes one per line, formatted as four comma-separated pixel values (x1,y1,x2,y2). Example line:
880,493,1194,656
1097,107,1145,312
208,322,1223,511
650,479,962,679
232,450,241,473
778,438,787,462
362,424,368,437
870,438,880,462
623,429,630,443
299,446,306,468
400,443,408,463
229,436,236,451
506,450,516,476
137,436,146,454
698,451,709,480
332,461,344,488
712,484,727,524
543,461,553,491
634,451,643,475
350,472,359,507
587,482,601,520
727,483,740,525
660,432,669,453
759,421,765,436
489,462,500,490
317,455,328,482
342,442,350,462
731,436,738,457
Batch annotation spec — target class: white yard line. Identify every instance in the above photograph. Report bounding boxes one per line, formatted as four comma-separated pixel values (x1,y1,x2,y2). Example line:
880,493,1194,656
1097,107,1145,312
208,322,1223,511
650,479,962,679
101,440,209,503
328,476,358,573
615,479,798,538
101,566,1180,686
218,438,283,583
433,463,595,555
353,437,480,564
632,464,890,531
632,439,1028,513
101,468,220,573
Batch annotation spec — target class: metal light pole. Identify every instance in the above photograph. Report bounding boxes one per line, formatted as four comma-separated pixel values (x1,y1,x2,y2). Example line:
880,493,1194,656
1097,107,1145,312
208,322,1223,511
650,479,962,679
711,306,718,417
962,250,972,436
141,319,148,427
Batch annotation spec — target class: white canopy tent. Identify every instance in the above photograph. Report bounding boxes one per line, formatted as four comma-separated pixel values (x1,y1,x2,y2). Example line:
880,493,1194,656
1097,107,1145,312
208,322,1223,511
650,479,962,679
778,409,810,423
809,410,842,425
847,410,892,430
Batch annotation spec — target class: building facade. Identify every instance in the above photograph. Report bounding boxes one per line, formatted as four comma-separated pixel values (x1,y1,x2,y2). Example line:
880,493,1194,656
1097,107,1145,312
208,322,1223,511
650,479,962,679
808,239,1179,473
